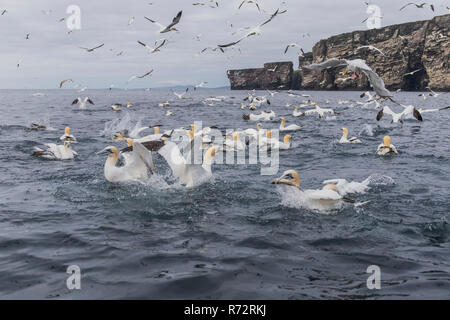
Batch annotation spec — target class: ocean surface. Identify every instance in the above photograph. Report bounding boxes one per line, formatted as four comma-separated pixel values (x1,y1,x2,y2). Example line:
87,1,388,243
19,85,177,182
0,88,449,299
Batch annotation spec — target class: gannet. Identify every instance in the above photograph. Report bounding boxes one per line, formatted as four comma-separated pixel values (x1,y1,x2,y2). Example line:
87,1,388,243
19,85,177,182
418,106,450,113
260,133,291,151
303,58,393,100
33,141,78,160
97,141,155,183
137,39,166,53
280,117,302,132
72,97,94,109
376,136,398,155
194,82,207,90
272,170,355,211
173,88,189,99
59,127,77,142
218,132,246,152
79,43,104,52
298,103,336,118
376,105,422,123
158,101,170,107
158,141,219,188
322,178,370,196
243,110,275,121
144,11,182,34
166,110,173,116
293,106,303,117
339,128,361,144
111,103,122,111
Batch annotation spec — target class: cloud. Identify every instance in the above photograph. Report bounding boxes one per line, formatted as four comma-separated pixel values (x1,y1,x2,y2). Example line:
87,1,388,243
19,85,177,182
0,0,446,88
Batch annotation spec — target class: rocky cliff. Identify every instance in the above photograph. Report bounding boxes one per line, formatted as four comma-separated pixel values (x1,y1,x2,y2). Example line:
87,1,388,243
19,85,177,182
227,62,294,90
228,14,449,91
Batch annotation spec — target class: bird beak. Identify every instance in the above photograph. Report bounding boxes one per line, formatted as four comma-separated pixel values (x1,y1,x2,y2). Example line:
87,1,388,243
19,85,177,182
96,147,111,155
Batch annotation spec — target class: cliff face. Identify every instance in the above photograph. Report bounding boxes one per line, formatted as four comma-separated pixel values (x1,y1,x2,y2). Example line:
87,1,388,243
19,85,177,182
301,14,449,91
228,14,449,91
227,62,293,90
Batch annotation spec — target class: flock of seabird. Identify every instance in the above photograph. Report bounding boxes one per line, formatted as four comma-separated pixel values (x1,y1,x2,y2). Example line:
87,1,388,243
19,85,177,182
3,2,448,211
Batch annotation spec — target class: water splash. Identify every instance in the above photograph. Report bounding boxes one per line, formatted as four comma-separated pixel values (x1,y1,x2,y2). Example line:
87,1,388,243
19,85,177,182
359,124,374,136
101,112,133,137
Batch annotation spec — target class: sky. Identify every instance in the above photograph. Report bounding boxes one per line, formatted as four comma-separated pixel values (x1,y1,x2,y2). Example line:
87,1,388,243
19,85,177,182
0,0,448,89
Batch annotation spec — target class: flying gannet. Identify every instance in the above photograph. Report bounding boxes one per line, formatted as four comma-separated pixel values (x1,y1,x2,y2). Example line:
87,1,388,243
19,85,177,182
376,105,422,123
71,97,94,109
144,11,182,34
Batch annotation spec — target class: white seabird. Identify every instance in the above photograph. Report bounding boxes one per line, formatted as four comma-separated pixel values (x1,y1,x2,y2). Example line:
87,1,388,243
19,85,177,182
72,97,94,109
59,127,77,142
339,128,361,144
97,141,155,183
272,170,355,211
376,105,422,123
33,141,78,160
144,11,182,34
280,117,302,131
376,136,398,155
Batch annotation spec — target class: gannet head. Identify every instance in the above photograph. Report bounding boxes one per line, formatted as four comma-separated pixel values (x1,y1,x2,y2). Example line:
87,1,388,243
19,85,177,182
190,124,196,133
186,129,194,141
112,132,126,141
256,123,263,131
126,138,133,147
280,117,286,127
266,130,272,139
383,136,391,147
64,127,70,135
294,106,298,112
203,145,219,165
283,135,291,144
342,127,349,137
154,126,160,134
314,103,319,109
126,102,132,108
272,170,300,188
97,146,119,163
233,132,239,141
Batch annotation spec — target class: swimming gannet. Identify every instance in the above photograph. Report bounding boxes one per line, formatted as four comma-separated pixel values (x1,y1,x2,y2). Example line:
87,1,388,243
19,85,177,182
111,103,122,111
158,141,219,188
97,141,155,183
218,132,246,152
72,97,94,109
280,117,302,132
377,136,398,155
339,128,361,143
33,141,78,160
272,170,355,211
166,110,173,116
293,106,303,117
59,127,77,142
243,110,275,121
376,105,423,123
260,133,291,151
299,103,336,118
322,177,370,196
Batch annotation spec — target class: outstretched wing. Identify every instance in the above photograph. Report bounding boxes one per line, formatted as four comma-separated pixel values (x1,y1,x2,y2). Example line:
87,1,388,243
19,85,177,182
302,58,347,71
167,11,182,29
133,141,156,174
